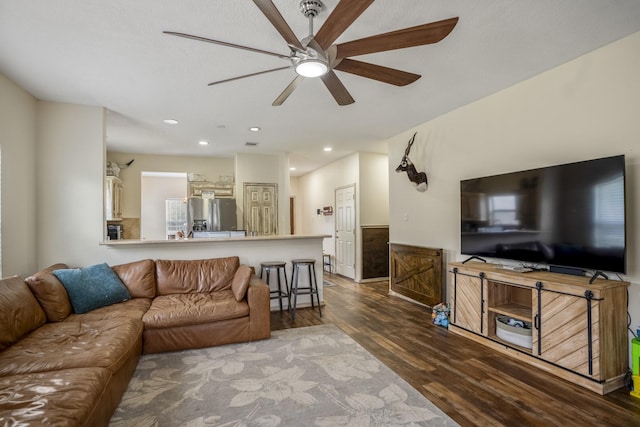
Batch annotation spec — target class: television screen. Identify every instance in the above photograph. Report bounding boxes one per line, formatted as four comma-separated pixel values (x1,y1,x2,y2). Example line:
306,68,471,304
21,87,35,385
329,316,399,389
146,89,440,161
460,155,626,274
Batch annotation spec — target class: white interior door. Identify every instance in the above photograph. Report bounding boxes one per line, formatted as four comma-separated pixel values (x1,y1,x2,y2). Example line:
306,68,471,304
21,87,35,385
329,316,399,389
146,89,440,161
335,185,356,278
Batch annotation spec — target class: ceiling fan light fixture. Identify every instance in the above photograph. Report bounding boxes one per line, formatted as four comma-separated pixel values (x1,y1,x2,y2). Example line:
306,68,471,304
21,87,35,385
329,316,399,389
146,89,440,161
295,58,329,77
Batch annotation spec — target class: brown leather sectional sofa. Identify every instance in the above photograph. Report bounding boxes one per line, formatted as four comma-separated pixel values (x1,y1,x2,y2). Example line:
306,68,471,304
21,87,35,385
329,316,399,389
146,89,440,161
0,256,270,426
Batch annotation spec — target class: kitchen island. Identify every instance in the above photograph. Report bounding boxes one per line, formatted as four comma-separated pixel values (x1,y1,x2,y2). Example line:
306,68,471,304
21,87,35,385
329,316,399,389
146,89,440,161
100,234,330,311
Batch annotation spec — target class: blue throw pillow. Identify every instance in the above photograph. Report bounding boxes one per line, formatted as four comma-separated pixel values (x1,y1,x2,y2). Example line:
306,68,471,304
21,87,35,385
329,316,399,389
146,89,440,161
53,263,131,314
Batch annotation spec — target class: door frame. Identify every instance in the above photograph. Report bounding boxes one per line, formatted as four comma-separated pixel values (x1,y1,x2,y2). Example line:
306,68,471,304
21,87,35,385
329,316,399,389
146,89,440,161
289,196,295,235
335,183,356,279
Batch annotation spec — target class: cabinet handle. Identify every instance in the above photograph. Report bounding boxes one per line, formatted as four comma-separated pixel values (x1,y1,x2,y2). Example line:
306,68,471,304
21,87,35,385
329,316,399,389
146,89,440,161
534,314,539,330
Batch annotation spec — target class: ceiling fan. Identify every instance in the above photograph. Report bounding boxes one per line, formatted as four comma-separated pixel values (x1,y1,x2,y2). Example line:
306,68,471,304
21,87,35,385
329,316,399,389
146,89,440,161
164,0,458,106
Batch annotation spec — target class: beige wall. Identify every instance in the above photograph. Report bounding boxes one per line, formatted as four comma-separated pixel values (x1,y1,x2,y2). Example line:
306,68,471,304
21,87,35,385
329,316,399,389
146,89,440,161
300,154,355,273
107,152,233,218
0,73,38,277
35,102,106,268
140,174,187,240
299,152,359,249
289,175,301,234
297,152,390,281
18,100,314,271
235,152,290,234
359,152,389,226
387,31,640,338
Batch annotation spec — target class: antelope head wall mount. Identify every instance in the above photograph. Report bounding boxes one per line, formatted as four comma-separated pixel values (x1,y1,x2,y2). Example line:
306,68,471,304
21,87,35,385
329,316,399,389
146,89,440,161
396,132,428,192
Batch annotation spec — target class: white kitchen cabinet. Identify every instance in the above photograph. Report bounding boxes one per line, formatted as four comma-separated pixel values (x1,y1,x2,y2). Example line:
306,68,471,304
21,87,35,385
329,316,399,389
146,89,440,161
105,176,123,220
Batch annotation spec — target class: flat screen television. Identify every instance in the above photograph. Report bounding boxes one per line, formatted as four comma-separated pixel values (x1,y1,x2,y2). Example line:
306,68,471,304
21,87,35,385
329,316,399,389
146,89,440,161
460,155,626,274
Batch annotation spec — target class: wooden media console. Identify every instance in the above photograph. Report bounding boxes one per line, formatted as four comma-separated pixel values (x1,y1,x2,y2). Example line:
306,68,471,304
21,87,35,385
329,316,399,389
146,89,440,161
448,261,629,394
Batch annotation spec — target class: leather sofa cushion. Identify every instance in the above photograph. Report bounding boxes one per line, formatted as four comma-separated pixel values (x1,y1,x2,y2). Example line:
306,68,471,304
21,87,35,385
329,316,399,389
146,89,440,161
231,265,252,301
143,290,249,329
112,259,156,298
24,263,72,322
0,318,142,377
0,276,46,351
0,367,111,425
155,256,240,295
65,297,152,322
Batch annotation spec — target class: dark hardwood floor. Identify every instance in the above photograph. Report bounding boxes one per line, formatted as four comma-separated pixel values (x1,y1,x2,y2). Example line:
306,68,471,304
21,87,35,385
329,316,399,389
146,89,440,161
270,274,640,426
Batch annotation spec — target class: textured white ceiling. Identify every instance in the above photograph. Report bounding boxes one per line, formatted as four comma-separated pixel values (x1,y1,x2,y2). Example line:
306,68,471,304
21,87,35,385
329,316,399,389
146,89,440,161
1,1,640,175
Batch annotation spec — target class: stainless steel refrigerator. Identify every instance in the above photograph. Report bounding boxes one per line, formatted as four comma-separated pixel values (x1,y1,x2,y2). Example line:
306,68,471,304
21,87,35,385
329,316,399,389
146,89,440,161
187,198,237,234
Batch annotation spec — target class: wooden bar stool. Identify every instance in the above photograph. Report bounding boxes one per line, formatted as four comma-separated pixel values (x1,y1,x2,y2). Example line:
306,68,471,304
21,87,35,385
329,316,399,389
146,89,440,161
289,258,322,321
259,261,289,313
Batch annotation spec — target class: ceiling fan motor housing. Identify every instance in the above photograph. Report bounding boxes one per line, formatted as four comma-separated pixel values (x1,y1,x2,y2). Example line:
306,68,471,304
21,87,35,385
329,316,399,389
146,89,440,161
299,0,324,18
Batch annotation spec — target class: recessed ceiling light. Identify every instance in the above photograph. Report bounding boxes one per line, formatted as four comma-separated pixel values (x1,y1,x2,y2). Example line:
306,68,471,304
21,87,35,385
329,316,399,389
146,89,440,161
163,119,179,125
323,147,332,152
249,126,261,132
199,140,209,146
289,167,296,171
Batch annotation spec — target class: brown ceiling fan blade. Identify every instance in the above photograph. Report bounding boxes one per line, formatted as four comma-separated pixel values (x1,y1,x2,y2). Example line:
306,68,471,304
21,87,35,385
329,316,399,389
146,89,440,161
272,76,304,106
320,70,355,106
336,17,459,59
163,31,290,59
314,0,375,50
334,58,420,86
252,0,304,50
208,66,290,86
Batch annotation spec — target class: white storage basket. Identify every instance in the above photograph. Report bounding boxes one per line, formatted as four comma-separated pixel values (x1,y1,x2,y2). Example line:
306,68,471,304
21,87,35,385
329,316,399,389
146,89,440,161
496,315,532,349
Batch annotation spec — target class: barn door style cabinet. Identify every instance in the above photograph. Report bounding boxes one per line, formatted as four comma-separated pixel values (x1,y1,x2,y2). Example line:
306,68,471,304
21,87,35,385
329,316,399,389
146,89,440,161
389,244,444,307
448,262,629,394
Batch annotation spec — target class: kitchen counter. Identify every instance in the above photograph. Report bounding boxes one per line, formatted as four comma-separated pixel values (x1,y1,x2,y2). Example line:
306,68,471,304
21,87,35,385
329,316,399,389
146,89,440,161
100,234,330,246
98,234,331,311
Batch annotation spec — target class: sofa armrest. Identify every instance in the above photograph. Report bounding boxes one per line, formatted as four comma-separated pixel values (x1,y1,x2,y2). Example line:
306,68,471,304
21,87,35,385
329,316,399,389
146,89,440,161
247,275,271,341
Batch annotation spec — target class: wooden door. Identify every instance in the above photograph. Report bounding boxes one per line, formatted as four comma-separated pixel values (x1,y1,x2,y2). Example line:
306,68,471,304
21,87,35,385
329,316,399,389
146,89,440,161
243,183,277,236
451,269,486,335
362,227,389,279
532,289,601,379
335,185,355,278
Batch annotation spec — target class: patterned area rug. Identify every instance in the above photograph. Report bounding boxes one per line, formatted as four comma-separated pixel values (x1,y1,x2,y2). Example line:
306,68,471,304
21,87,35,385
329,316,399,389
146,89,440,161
110,324,458,426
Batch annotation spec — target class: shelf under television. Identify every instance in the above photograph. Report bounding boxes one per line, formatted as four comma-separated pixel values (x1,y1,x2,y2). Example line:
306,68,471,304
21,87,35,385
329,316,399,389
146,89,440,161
488,303,532,322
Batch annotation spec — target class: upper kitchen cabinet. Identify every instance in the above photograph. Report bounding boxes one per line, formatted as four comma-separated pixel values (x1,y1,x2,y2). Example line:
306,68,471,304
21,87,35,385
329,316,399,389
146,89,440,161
105,176,123,220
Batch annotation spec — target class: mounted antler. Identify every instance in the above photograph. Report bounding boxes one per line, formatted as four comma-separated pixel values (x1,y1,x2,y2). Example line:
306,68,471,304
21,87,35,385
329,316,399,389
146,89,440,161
395,132,428,192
